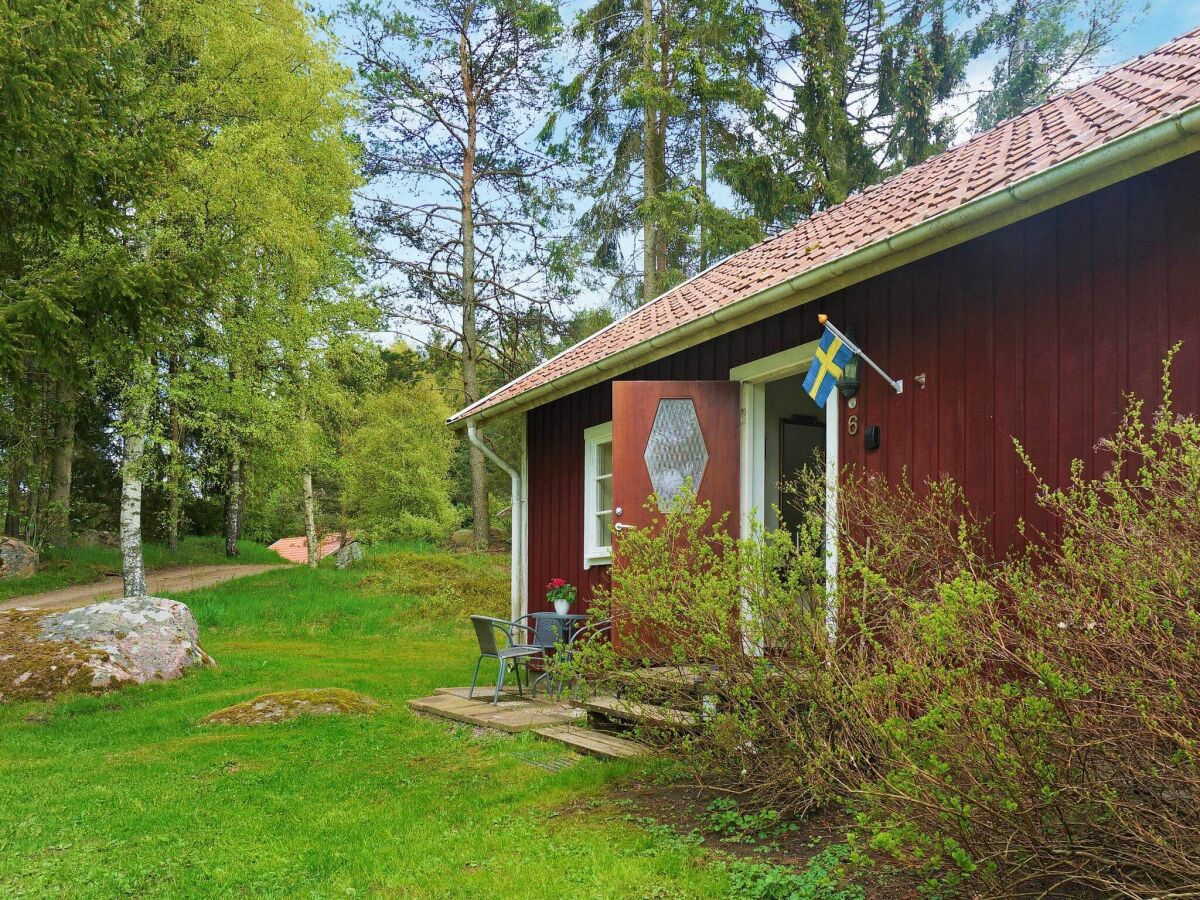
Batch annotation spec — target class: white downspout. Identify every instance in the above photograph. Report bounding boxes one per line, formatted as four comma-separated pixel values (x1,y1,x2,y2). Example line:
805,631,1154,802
466,421,525,622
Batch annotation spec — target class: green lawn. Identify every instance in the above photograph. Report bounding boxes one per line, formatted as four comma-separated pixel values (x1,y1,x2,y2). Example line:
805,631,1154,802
0,546,730,898
0,537,285,602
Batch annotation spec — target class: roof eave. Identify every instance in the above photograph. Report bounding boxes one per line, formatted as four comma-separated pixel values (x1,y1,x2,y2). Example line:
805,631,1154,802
450,102,1200,428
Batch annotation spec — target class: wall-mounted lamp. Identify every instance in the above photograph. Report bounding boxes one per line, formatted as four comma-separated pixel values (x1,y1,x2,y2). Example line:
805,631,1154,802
837,353,861,399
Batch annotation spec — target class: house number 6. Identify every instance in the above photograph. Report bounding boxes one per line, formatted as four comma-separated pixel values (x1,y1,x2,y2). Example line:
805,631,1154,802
847,415,859,436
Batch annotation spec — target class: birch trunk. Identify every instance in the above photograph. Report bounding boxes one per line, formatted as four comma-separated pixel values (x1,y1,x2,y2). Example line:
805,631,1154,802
302,469,318,568
224,454,241,558
119,393,149,599
459,7,489,552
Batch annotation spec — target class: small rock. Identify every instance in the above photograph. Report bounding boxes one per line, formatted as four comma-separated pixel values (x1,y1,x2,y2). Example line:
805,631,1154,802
201,689,383,725
71,528,119,549
335,540,364,569
0,537,38,579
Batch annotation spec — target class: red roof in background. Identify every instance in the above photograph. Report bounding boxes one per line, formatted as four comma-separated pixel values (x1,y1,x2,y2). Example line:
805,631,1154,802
451,26,1200,424
268,533,343,564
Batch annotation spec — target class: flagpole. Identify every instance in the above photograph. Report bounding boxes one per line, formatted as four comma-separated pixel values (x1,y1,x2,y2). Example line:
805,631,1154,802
818,314,904,395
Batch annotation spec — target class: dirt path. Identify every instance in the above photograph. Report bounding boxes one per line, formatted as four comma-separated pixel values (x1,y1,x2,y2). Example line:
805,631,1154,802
0,564,286,612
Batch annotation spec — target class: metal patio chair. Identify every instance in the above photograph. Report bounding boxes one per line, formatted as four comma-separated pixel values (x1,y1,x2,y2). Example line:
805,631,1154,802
552,618,613,701
468,615,539,704
512,612,573,698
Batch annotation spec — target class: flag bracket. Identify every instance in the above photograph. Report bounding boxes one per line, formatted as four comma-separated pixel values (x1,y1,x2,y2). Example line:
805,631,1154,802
818,314,904,395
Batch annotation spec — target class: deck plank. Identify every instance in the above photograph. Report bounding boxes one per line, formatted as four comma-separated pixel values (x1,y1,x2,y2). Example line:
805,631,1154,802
407,694,583,733
533,725,647,759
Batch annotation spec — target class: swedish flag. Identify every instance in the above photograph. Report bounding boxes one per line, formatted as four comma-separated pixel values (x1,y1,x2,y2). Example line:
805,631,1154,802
803,327,855,408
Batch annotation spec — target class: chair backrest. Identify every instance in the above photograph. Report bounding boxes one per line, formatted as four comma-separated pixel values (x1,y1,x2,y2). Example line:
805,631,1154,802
470,615,511,655
530,614,567,649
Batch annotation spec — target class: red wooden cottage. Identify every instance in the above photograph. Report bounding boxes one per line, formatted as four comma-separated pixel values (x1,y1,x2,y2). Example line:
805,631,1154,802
451,27,1200,626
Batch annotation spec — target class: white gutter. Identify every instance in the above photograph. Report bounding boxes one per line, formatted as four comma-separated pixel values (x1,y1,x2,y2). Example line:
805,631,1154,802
466,422,524,622
451,102,1200,426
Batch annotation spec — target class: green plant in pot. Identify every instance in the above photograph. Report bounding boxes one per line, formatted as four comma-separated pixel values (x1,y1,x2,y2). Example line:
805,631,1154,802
546,578,576,615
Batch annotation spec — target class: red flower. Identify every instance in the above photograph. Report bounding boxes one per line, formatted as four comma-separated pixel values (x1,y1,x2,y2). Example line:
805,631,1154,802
547,577,567,590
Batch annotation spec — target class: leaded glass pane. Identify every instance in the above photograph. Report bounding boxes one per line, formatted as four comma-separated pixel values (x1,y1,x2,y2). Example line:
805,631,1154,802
643,398,708,511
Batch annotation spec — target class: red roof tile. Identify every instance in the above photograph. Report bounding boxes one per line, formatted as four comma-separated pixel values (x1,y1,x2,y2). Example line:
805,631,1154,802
268,533,343,564
451,27,1200,424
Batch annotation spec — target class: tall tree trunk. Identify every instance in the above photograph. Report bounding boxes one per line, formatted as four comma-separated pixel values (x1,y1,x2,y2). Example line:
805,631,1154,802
5,376,27,538
641,0,658,303
46,379,76,546
119,382,150,599
460,8,489,552
165,355,183,553
4,461,23,538
302,468,318,569
699,91,708,270
224,453,241,558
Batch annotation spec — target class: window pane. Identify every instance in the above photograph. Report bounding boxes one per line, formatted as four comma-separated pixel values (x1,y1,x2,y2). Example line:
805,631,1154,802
597,473,612,513
644,398,709,511
597,440,612,477
595,511,612,546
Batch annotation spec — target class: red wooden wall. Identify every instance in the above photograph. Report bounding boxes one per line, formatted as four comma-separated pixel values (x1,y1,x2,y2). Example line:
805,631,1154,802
525,152,1200,614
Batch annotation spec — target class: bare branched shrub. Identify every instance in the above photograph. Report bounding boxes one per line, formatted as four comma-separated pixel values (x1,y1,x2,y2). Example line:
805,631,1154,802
563,352,1200,898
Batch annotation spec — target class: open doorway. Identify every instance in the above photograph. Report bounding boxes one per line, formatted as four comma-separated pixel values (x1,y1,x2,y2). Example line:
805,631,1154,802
731,339,837,542
764,372,825,536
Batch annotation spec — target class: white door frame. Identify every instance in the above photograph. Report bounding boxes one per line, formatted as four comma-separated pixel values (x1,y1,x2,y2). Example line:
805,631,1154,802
730,342,840,638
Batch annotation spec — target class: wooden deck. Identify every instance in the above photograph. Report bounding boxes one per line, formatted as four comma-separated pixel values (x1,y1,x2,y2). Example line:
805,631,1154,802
408,687,647,759
407,688,585,734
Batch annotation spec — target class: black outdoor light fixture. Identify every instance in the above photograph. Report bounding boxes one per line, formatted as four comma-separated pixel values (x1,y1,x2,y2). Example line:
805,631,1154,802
837,351,861,399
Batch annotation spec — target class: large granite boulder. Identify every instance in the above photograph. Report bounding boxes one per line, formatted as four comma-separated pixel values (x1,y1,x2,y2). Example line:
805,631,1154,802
0,596,214,703
0,537,38,579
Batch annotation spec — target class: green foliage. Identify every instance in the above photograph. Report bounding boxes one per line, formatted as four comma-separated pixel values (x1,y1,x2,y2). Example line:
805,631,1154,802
704,798,797,843
341,381,461,543
724,846,863,900
968,0,1130,130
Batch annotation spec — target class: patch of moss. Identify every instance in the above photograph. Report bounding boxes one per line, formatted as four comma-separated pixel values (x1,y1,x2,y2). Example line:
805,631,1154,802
0,609,106,703
200,688,384,725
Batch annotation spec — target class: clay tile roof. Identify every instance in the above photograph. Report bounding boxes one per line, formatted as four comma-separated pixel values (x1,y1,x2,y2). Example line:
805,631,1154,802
268,534,343,564
450,26,1200,424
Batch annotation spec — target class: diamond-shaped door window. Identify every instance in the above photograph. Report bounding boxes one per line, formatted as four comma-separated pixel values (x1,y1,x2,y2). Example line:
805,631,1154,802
644,398,709,511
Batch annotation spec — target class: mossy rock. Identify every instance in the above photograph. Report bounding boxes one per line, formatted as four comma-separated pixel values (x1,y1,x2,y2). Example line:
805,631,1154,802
1,597,212,703
201,689,383,725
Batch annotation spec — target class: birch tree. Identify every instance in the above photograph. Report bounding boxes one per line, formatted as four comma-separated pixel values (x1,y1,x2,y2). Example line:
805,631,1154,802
341,0,571,550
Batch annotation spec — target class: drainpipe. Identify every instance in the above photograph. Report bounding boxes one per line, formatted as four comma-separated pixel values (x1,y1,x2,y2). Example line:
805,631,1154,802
466,422,524,622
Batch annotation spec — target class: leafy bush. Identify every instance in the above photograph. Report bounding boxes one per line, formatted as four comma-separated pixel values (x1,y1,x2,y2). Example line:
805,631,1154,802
341,380,461,543
567,354,1200,897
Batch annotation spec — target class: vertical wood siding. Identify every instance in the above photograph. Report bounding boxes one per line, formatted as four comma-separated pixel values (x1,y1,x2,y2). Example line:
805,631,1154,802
524,153,1200,614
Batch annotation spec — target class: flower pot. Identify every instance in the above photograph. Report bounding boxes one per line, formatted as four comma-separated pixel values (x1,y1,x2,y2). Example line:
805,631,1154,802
553,599,572,616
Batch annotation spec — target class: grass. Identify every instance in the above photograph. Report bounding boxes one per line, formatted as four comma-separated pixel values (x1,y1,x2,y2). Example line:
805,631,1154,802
0,544,731,898
0,537,284,602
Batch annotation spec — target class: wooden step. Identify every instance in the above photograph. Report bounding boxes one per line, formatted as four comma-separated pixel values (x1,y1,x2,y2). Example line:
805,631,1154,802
533,724,647,760
407,694,583,733
581,695,700,729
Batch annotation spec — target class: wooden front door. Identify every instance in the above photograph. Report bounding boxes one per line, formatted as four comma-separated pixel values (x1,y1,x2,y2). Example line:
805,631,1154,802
611,380,741,656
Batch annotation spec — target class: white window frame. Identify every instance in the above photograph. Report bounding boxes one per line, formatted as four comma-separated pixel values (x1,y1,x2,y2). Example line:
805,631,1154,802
730,340,839,640
583,421,614,568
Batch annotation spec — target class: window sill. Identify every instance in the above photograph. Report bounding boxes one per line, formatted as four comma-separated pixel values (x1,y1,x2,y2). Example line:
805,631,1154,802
583,550,612,570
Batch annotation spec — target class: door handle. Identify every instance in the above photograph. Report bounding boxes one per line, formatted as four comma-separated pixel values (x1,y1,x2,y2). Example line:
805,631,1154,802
613,522,637,532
